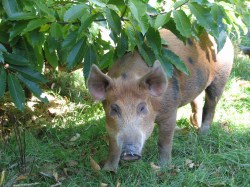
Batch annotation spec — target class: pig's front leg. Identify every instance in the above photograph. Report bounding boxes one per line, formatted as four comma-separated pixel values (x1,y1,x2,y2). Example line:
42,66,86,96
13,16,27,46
156,111,177,167
103,136,121,172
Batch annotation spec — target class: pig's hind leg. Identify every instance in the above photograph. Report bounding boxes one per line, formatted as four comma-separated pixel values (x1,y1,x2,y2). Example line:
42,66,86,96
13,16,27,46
199,77,228,134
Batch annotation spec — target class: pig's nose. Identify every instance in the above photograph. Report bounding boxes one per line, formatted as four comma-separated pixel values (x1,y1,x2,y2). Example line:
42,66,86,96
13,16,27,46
120,144,141,161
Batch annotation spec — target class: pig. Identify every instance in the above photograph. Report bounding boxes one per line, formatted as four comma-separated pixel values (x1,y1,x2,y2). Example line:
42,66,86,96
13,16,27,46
87,29,234,172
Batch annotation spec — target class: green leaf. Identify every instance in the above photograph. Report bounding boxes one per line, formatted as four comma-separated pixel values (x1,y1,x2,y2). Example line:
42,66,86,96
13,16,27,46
62,30,77,49
64,4,89,22
50,22,63,39
116,30,128,58
162,48,189,75
173,0,189,9
163,18,186,43
138,43,155,66
99,50,114,69
44,41,58,69
210,4,227,51
125,23,137,51
0,44,7,53
17,74,48,103
173,10,192,38
33,45,44,72
83,45,97,79
146,27,162,56
188,2,216,33
4,53,29,66
0,53,4,63
137,15,149,35
66,37,87,71
8,12,37,21
157,55,173,78
2,0,20,17
22,19,49,34
9,22,27,41
8,74,25,110
78,13,100,34
128,0,147,21
0,67,7,99
128,0,149,35
89,0,107,7
34,1,55,19
46,36,58,53
0,23,9,43
108,0,125,6
214,30,227,52
8,65,47,84
105,8,121,35
154,13,171,29
26,31,46,47
39,24,50,32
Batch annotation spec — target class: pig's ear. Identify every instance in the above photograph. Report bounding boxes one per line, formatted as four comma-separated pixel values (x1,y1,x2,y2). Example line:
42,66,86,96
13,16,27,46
87,65,113,101
139,60,167,97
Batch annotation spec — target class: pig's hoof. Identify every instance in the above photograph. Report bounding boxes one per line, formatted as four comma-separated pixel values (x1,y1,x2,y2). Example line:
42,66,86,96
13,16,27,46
199,125,210,135
102,163,118,173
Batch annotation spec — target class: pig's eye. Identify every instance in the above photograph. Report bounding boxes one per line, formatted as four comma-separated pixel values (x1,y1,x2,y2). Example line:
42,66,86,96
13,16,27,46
137,102,148,115
110,104,121,116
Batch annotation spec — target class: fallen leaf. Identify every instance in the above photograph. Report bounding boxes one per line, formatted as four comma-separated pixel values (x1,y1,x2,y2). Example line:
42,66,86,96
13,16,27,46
90,156,101,172
116,180,121,187
100,183,108,187
70,133,80,142
188,163,195,169
40,171,53,178
185,159,196,169
63,168,68,176
150,162,161,171
53,171,59,182
185,159,193,165
0,170,5,186
16,175,27,181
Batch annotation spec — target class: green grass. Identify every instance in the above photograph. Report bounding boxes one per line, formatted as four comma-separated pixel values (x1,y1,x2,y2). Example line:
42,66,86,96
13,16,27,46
1,55,250,187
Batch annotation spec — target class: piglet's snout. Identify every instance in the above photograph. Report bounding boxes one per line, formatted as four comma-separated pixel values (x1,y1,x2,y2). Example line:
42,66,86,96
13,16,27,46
120,144,141,161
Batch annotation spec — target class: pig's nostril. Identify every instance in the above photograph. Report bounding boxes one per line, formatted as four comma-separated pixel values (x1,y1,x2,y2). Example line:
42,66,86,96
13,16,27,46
120,152,141,161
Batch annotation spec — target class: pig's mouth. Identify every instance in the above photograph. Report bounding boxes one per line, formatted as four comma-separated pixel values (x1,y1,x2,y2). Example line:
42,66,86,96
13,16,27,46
120,152,141,161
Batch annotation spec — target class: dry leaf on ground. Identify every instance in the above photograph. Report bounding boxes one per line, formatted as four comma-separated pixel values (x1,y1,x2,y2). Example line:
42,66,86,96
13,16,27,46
150,162,161,171
90,156,101,172
70,133,80,142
